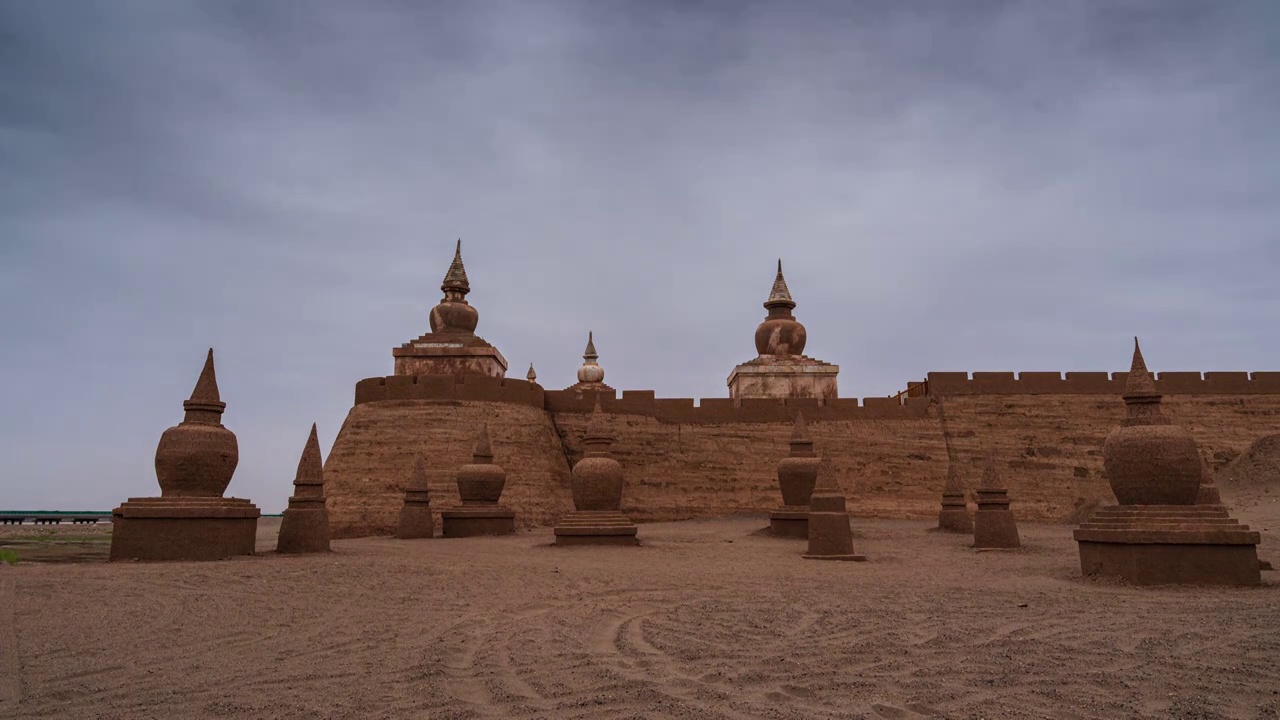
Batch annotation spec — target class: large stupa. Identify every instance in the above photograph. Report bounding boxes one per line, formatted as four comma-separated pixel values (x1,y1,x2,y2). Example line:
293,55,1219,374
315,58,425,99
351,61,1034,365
392,239,508,378
727,260,839,400
1073,339,1261,585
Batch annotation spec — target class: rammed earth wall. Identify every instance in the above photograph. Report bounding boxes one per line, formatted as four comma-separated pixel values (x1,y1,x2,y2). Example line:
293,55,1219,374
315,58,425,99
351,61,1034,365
322,373,1280,538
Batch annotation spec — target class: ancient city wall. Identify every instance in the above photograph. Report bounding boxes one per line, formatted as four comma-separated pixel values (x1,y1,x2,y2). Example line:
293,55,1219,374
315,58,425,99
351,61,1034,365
324,371,1280,538
927,370,1280,395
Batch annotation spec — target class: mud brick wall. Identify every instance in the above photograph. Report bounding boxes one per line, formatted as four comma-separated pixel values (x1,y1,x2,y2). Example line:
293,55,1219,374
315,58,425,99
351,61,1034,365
322,373,1280,537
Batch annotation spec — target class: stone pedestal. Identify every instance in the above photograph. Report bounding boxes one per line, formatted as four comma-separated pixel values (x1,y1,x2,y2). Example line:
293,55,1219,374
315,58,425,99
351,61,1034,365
1074,506,1261,585
553,511,638,546
442,507,516,537
110,497,260,562
769,509,809,538
727,357,839,400
393,336,507,378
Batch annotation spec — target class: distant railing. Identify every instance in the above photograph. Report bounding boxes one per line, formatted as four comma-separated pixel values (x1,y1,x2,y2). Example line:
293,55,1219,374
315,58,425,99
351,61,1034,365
0,511,111,526
892,379,929,404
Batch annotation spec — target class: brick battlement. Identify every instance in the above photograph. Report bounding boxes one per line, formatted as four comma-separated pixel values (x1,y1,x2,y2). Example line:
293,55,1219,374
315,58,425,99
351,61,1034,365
926,371,1280,396
353,375,930,423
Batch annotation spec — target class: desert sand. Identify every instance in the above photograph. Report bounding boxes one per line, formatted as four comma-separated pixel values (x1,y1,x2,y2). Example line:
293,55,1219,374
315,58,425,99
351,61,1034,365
1,493,1277,720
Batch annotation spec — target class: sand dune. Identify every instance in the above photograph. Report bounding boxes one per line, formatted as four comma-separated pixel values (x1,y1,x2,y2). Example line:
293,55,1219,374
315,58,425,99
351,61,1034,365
1,508,1277,720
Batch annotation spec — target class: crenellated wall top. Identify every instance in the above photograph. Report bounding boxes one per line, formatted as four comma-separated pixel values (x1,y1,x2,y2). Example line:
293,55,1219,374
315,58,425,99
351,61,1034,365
926,371,1280,396
352,375,931,423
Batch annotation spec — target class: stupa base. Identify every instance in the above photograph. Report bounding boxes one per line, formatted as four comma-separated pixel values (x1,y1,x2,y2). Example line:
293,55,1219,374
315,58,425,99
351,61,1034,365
276,505,330,554
110,497,260,562
974,508,1021,549
396,507,435,539
769,507,809,538
554,511,638,546
936,505,973,533
441,506,516,537
1074,505,1261,586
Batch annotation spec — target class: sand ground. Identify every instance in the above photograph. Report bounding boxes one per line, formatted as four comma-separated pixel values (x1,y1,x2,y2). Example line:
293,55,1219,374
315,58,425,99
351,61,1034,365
1,496,1277,720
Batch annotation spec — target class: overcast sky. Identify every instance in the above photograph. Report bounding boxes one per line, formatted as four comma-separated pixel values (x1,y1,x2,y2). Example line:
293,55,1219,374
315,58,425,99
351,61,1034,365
2,1,1277,512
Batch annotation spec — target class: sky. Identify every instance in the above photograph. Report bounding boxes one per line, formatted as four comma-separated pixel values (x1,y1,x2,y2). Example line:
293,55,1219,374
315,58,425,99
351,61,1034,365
1,0,1278,512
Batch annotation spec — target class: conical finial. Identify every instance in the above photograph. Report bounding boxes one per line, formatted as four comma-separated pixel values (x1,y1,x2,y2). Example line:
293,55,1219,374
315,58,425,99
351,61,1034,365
182,348,226,420
765,259,795,308
790,412,811,443
584,331,598,361
943,461,964,493
407,457,429,493
1123,336,1160,401
294,423,324,487
441,238,470,293
584,394,613,443
811,454,840,495
189,348,221,404
473,423,494,462
980,453,1002,490
526,363,537,382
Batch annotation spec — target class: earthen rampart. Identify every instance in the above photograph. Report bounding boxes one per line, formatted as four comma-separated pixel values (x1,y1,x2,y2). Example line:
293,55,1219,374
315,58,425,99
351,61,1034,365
353,375,929,422
926,371,1280,396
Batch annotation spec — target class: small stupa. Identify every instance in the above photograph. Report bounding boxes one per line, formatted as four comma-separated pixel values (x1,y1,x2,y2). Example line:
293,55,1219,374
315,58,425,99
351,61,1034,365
392,239,508,378
564,332,615,394
973,452,1020,549
727,260,839,400
1196,455,1223,506
769,412,821,538
396,457,434,539
526,363,538,383
802,457,865,561
937,461,974,534
1074,338,1261,584
553,396,639,546
276,423,331,554
110,349,261,562
442,424,516,536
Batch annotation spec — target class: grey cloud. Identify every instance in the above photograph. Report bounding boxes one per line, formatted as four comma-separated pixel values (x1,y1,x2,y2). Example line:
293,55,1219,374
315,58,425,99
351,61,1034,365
1,0,1277,512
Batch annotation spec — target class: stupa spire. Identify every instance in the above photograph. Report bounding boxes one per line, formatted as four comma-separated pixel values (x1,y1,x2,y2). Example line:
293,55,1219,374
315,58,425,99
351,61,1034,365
584,331,598,361
584,394,614,447
441,238,470,294
765,258,795,309
183,348,226,422
473,423,494,462
1123,337,1160,400
791,411,811,443
189,348,222,404
1122,337,1164,425
294,423,324,487
526,363,537,382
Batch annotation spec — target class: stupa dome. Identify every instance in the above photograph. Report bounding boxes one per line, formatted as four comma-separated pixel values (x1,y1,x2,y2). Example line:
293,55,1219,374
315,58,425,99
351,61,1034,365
753,260,807,357
428,239,479,334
